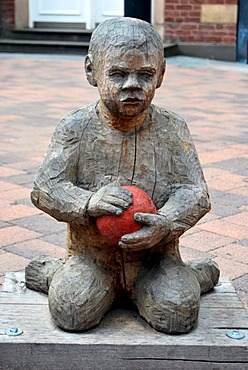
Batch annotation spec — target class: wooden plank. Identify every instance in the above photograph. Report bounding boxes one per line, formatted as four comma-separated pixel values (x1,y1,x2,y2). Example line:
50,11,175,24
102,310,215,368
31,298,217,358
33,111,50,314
0,343,247,370
201,293,244,309
0,272,248,369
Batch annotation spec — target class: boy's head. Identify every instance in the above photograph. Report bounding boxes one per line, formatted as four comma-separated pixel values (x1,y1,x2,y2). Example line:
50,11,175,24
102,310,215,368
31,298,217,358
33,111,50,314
85,17,166,118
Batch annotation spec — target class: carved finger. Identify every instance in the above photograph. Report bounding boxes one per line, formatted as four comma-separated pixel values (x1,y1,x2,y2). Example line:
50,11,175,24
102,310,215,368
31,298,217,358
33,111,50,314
103,195,131,209
119,237,153,251
134,213,159,225
107,191,133,205
99,202,124,216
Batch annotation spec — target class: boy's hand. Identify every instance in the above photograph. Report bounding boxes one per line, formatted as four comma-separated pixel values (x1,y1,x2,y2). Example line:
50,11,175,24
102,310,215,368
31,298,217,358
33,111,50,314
87,184,132,217
119,213,171,251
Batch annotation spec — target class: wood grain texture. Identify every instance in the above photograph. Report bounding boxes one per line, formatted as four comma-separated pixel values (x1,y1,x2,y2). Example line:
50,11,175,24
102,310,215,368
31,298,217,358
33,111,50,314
25,255,64,294
0,272,248,370
48,254,115,331
28,17,219,334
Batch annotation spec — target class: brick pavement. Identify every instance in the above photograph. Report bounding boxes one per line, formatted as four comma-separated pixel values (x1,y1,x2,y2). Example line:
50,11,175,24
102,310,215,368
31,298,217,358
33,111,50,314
0,54,248,309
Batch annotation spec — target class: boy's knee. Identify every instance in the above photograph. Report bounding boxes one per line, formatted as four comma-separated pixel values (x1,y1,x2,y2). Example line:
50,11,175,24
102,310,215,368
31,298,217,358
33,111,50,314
135,255,200,334
48,254,115,331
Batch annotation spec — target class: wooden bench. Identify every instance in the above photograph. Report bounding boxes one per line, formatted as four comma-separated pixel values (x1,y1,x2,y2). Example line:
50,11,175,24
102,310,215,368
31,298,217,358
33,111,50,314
0,271,248,369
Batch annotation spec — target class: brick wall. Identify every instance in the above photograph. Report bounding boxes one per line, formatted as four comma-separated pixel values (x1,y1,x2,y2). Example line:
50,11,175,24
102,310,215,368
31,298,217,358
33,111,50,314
1,0,14,36
164,0,238,45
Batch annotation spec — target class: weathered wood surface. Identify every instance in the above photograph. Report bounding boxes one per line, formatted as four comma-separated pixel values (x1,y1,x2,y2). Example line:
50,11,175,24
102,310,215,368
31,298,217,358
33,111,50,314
0,272,248,370
28,17,216,334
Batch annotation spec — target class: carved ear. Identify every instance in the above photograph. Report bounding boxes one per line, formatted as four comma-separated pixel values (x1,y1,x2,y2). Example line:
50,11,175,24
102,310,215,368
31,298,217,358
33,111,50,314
85,54,97,87
156,58,166,89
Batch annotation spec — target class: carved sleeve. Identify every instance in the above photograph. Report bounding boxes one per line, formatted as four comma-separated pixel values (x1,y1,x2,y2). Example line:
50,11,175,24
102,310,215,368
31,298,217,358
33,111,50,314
31,115,93,224
158,115,210,240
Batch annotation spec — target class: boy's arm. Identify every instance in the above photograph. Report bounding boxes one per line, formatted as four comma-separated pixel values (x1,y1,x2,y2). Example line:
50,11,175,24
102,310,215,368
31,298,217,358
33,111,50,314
31,115,132,224
157,116,210,240
31,117,94,225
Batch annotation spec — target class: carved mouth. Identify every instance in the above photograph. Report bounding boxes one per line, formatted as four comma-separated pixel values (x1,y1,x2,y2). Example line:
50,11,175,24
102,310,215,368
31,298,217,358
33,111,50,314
121,98,142,103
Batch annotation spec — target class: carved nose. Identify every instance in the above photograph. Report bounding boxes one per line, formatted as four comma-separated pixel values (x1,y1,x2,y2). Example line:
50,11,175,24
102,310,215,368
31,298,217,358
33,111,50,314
122,74,140,90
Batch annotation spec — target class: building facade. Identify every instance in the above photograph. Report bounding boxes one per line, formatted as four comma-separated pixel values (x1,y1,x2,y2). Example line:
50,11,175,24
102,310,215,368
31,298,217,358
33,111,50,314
0,0,247,62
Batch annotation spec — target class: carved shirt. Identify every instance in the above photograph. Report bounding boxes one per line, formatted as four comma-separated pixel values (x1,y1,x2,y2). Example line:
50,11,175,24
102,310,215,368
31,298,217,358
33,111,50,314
31,102,210,261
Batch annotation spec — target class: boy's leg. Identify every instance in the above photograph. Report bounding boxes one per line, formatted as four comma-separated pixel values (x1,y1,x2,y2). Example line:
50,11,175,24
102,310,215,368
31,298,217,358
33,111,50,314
135,253,201,334
48,253,115,331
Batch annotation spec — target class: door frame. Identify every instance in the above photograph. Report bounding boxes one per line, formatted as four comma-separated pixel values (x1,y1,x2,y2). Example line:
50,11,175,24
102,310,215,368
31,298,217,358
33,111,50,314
237,0,248,63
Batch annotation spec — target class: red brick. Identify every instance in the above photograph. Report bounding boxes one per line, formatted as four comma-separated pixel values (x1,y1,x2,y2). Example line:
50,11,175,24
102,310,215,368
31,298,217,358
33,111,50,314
199,147,248,165
0,186,30,202
0,249,29,274
5,239,65,260
213,243,248,264
221,212,248,227
0,204,41,222
180,230,235,252
0,226,41,247
229,187,248,197
199,219,248,240
0,166,25,177
180,246,213,262
0,181,20,192
206,172,246,192
213,257,248,280
163,0,237,44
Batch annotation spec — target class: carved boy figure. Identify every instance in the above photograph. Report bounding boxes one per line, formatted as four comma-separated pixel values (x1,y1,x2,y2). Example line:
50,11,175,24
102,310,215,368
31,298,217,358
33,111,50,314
27,17,219,334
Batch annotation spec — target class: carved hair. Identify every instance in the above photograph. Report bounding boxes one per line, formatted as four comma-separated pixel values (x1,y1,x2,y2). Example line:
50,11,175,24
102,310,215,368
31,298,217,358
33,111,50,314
89,17,164,62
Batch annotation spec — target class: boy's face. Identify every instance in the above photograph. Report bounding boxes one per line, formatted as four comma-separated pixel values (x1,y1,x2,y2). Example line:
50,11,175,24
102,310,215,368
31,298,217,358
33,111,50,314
95,44,164,117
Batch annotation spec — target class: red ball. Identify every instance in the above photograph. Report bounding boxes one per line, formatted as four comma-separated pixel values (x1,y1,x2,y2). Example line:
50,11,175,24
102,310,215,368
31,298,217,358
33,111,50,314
96,185,157,246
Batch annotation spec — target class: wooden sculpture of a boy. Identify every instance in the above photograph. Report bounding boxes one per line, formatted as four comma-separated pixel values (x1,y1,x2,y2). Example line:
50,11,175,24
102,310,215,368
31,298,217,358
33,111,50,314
27,17,219,334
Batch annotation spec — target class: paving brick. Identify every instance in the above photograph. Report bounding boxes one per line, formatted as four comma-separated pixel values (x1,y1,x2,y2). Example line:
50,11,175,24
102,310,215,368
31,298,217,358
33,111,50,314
42,231,67,249
7,160,40,171
233,275,248,310
221,212,248,227
198,147,248,165
0,180,20,191
197,212,220,225
0,226,41,247
11,214,66,235
213,256,248,280
0,249,30,275
208,189,248,217
180,230,235,252
199,219,248,240
180,246,213,262
2,173,36,187
0,204,41,222
206,158,248,177
207,172,246,192
212,243,248,264
0,186,30,202
0,166,25,177
0,198,11,209
238,238,248,247
4,239,65,260
0,221,10,228
229,186,248,197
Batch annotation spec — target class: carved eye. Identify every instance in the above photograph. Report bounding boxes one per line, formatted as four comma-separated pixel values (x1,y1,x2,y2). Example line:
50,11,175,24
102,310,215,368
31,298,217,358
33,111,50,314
140,72,153,80
109,71,125,78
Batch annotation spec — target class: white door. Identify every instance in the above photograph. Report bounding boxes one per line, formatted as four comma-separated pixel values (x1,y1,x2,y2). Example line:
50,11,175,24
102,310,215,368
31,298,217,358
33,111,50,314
29,0,91,29
29,0,124,30
92,0,124,27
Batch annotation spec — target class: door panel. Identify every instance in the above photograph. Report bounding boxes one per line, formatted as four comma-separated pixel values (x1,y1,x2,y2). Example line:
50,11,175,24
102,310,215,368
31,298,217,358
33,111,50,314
92,0,124,27
29,0,125,30
29,0,91,28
